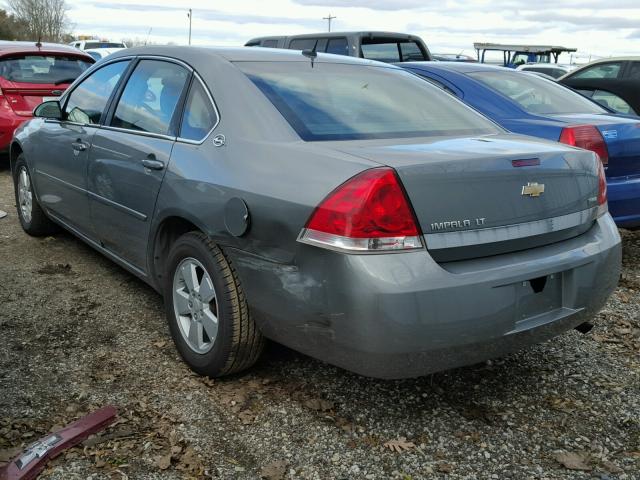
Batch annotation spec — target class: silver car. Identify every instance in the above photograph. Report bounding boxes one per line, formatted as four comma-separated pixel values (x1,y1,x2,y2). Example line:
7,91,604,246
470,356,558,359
10,46,621,378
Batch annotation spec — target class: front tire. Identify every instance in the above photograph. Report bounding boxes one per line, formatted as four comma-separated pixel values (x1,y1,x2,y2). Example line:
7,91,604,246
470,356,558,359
164,232,264,377
13,154,57,236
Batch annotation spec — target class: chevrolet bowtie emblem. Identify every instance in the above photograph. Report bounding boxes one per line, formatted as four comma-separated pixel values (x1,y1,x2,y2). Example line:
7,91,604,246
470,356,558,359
522,182,545,197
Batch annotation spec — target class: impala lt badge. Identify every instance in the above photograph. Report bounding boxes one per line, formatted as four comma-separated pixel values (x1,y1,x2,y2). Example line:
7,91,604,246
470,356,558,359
522,182,545,197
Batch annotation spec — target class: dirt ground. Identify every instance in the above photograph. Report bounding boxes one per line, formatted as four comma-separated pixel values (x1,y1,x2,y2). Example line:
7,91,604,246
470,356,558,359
0,159,639,480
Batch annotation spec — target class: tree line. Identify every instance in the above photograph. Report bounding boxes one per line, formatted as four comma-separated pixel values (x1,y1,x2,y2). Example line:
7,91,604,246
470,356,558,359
0,0,72,43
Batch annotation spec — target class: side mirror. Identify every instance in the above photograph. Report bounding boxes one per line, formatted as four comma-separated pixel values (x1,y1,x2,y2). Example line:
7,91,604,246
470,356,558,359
34,100,62,120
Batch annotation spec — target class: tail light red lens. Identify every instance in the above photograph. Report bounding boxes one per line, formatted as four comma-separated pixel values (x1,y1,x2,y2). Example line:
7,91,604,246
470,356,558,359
597,157,607,206
299,167,423,252
559,125,609,165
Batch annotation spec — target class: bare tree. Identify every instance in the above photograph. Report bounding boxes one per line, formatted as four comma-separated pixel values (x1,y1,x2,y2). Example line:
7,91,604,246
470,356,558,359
7,0,71,42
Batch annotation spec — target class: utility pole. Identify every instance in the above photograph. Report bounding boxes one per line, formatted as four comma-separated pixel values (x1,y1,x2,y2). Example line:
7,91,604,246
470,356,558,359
323,14,336,32
187,9,192,45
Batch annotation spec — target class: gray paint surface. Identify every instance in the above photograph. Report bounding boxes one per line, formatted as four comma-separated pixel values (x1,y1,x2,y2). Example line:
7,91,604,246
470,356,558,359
11,46,621,378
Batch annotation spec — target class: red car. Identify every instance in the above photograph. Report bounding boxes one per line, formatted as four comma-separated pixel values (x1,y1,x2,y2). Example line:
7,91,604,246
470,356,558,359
0,41,94,153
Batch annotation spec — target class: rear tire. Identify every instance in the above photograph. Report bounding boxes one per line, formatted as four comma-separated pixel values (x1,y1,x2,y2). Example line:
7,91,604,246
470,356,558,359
13,154,57,236
164,232,264,377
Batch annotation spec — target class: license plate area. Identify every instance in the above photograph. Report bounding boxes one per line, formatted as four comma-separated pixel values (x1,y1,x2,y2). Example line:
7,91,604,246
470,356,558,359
515,272,563,323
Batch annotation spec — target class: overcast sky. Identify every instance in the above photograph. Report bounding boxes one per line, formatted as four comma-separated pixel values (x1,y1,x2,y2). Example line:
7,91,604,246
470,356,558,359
63,0,640,60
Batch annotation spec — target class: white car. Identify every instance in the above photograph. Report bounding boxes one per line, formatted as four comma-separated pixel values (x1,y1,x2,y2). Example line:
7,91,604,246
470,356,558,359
84,48,124,61
69,40,127,50
516,63,575,79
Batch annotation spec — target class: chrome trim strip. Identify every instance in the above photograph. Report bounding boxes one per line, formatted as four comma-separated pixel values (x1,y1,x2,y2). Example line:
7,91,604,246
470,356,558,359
99,125,177,141
35,169,85,194
425,207,598,250
176,71,221,145
297,228,424,254
87,191,147,221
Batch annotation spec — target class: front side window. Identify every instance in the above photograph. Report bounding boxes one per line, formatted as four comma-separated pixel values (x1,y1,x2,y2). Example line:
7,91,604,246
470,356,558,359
469,70,606,115
179,79,218,141
111,60,189,136
572,62,622,80
626,61,640,80
239,61,500,141
262,40,278,48
0,54,92,84
64,60,129,124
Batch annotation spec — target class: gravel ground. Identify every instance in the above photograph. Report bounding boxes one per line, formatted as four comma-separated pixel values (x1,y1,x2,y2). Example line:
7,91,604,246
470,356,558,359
0,159,639,480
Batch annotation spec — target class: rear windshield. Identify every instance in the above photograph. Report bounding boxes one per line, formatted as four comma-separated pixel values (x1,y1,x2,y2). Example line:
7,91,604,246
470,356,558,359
238,61,501,141
0,55,92,84
360,39,427,62
84,42,125,49
469,70,606,115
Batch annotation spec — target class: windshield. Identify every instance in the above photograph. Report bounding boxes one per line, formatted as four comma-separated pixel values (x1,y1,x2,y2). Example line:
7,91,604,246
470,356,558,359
469,70,607,115
238,61,500,141
84,42,125,49
0,55,92,84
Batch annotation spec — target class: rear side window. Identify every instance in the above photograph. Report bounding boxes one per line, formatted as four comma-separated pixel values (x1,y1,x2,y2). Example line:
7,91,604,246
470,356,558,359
361,39,426,63
572,62,622,80
469,70,606,115
64,60,129,124
239,61,500,141
179,79,218,141
111,59,189,136
289,38,317,51
0,55,92,84
326,38,348,56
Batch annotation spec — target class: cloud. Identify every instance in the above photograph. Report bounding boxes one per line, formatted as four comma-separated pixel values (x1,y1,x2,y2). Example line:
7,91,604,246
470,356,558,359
521,12,639,30
85,1,320,27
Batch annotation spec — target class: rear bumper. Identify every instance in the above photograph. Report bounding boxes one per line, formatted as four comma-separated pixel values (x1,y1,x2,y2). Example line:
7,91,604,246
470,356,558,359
608,175,640,228
229,214,621,379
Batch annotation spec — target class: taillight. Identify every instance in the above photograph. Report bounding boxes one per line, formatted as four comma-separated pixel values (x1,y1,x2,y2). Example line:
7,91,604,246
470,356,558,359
597,156,608,217
559,125,609,165
298,167,423,253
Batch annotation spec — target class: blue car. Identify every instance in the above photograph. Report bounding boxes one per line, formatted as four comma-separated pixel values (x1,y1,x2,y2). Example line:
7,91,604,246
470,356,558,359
401,62,640,228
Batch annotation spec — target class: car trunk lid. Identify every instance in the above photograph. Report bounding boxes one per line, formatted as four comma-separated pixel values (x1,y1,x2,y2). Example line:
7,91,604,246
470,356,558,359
334,134,601,261
0,80,67,117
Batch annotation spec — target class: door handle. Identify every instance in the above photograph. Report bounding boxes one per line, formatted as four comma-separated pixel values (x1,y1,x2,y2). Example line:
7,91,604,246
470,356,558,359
72,141,87,152
141,158,165,170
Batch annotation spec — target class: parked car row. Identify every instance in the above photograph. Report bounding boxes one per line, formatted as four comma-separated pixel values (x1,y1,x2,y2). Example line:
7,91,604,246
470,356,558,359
0,34,634,380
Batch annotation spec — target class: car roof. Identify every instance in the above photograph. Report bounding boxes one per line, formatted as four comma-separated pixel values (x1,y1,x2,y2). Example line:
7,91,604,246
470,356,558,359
518,63,570,68
108,45,395,66
247,31,424,43
402,61,509,74
0,41,92,58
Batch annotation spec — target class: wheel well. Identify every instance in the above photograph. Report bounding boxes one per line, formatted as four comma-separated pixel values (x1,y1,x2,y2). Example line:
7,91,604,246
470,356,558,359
152,216,201,288
9,142,23,174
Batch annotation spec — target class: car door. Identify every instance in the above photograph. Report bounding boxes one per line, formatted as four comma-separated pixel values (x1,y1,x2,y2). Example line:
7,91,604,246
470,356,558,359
33,59,130,234
87,58,190,271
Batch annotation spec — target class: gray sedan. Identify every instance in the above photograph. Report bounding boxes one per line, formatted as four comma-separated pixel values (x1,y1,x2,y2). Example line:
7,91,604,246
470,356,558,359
10,47,621,378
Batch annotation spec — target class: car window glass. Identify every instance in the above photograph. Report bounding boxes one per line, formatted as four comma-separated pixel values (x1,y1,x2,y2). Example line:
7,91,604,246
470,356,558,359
326,38,348,56
240,61,500,141
591,89,636,115
111,59,189,136
0,54,92,84
361,43,400,62
469,70,606,115
262,39,278,48
399,42,425,61
64,60,129,124
179,79,218,141
289,39,317,51
572,62,622,80
627,62,640,80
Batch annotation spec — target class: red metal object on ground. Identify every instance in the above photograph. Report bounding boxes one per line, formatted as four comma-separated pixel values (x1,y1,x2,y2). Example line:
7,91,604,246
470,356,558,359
0,406,117,480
